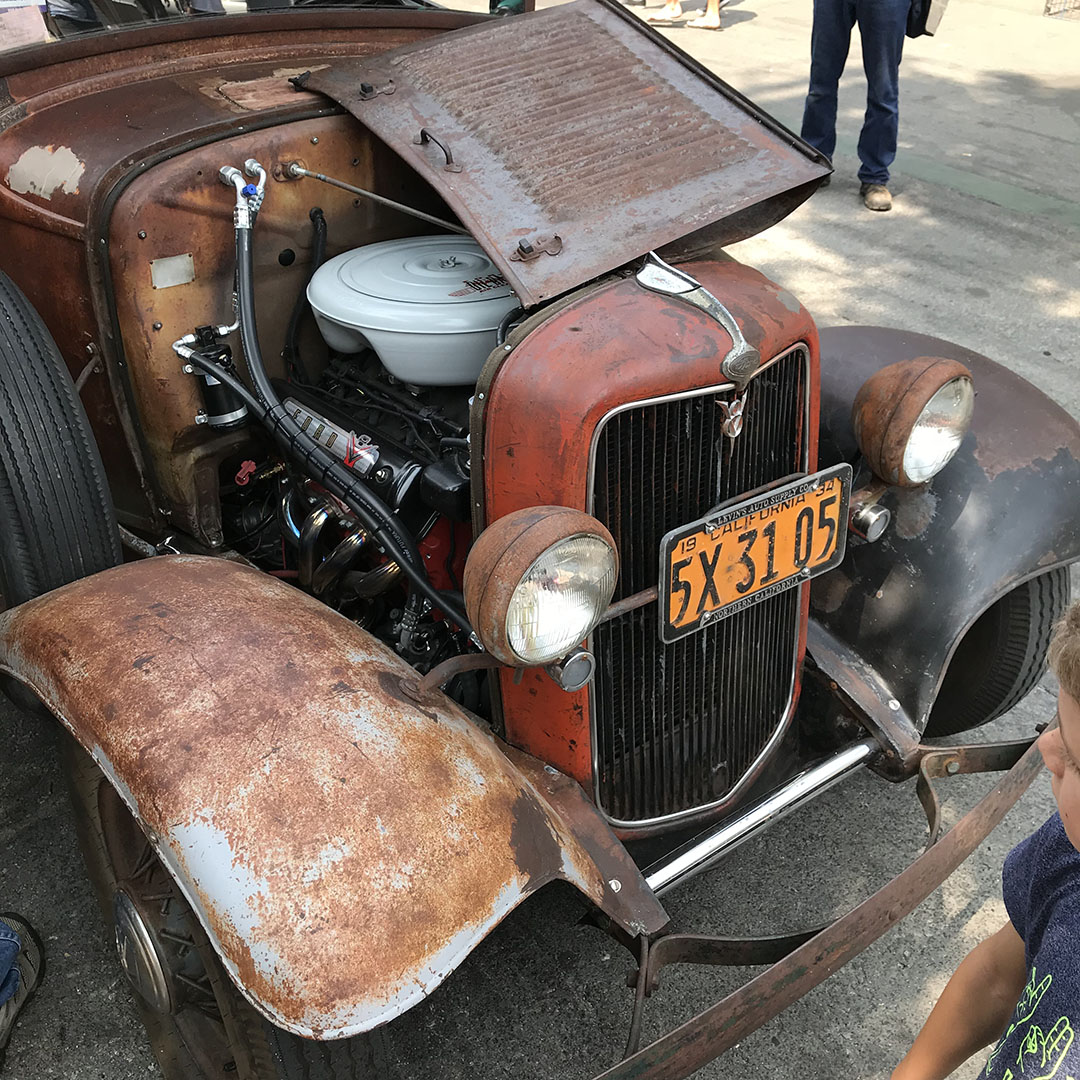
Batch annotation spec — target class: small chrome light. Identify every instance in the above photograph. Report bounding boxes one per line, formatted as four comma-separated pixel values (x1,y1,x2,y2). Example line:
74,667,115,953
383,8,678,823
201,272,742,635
546,647,597,692
853,358,974,487
463,507,618,666
850,503,891,543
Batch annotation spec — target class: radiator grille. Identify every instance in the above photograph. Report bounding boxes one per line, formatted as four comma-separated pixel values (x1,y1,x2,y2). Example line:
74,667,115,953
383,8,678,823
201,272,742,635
590,347,808,824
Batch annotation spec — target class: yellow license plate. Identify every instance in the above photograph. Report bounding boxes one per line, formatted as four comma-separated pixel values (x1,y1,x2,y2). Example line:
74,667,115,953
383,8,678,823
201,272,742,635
659,465,852,643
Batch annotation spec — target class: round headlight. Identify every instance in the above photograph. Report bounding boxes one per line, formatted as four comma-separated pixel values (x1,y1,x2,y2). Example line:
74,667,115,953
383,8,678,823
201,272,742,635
853,358,974,487
463,507,618,666
505,535,616,663
901,376,975,484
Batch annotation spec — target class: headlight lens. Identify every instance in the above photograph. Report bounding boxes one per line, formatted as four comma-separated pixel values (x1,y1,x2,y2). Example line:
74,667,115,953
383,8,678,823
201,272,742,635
463,507,619,668
505,535,618,664
852,358,975,487
901,377,975,484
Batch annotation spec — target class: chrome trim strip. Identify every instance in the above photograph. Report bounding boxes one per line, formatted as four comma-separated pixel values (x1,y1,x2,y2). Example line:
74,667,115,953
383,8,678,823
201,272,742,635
644,740,876,895
585,343,812,827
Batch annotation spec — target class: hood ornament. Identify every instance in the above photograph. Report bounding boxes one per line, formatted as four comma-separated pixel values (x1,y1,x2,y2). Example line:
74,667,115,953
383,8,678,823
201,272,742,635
635,253,761,390
717,391,749,439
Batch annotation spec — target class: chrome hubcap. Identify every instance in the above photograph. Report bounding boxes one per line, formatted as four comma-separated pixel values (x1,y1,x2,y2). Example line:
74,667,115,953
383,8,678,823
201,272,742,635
113,888,175,1014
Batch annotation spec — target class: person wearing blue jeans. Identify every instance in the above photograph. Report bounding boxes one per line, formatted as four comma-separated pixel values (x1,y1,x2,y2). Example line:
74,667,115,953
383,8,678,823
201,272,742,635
800,0,910,211
0,914,44,1073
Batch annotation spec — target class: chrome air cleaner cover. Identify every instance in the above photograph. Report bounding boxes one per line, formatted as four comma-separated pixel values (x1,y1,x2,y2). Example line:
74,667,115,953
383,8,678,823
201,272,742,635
307,235,520,386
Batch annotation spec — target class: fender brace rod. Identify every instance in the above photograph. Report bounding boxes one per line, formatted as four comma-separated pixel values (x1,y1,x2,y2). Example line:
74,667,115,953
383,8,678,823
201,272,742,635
591,734,1045,1080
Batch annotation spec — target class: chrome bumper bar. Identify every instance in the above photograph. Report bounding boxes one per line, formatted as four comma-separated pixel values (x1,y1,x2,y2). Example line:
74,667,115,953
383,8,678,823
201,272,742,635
643,739,877,895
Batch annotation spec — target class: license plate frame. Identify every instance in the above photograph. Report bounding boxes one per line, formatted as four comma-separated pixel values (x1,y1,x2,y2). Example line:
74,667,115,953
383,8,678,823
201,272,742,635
658,464,852,644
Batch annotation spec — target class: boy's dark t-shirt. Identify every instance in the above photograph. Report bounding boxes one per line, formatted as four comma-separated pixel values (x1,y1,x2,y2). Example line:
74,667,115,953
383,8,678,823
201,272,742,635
984,812,1080,1080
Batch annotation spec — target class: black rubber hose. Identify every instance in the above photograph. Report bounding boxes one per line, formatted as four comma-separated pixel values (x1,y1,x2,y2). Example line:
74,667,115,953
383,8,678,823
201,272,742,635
185,351,472,634
235,229,410,554
495,305,524,346
282,207,327,382
229,228,474,635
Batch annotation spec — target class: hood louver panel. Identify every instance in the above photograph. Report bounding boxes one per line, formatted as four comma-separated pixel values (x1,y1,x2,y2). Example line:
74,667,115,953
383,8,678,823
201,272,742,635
304,0,828,306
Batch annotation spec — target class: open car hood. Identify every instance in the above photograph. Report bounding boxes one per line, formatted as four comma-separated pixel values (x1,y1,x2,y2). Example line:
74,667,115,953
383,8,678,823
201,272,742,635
304,0,829,307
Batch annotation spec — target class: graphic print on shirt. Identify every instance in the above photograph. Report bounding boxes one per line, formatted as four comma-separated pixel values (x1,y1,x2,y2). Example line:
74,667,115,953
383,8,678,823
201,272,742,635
985,966,1076,1080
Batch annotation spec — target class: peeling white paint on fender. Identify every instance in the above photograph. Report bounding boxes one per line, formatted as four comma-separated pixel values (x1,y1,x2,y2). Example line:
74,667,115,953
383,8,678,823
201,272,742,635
5,145,85,200
0,556,669,1039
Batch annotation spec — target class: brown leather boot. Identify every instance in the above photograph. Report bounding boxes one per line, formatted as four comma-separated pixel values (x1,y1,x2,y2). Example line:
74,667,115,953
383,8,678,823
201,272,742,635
860,182,892,211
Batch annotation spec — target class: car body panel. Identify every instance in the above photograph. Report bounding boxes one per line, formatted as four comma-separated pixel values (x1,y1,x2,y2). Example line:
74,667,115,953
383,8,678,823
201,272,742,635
0,555,668,1038
812,325,1080,732
472,258,820,823
0,15,485,534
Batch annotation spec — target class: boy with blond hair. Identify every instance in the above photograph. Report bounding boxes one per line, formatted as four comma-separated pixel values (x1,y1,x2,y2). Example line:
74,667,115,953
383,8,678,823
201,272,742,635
892,599,1080,1080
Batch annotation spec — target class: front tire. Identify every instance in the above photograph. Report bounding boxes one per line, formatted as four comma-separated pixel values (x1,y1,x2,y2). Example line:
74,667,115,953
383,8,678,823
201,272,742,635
62,737,388,1080
925,568,1070,737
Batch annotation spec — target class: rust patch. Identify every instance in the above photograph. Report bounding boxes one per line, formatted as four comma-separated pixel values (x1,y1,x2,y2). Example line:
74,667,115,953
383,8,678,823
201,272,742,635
304,1,828,305
0,555,661,1038
212,70,325,111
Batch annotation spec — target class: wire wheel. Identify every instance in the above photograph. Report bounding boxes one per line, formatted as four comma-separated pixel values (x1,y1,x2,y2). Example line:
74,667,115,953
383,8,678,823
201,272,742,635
62,737,387,1080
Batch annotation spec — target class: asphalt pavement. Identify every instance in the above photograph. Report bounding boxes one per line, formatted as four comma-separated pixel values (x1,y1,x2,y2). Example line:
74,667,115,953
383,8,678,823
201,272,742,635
1,0,1078,1077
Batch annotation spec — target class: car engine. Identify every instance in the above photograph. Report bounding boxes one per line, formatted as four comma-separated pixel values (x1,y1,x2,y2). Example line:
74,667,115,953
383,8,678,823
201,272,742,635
213,231,523,711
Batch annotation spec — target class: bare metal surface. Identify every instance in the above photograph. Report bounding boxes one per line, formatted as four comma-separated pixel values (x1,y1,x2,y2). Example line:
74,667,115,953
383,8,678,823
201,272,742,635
304,0,828,306
0,556,666,1039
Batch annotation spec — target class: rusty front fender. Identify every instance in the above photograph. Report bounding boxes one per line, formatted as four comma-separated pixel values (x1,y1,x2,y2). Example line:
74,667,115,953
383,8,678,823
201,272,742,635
0,556,668,1039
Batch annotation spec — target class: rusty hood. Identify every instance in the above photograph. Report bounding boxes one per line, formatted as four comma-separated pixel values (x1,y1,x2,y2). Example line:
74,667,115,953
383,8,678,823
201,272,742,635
0,556,667,1038
303,0,829,306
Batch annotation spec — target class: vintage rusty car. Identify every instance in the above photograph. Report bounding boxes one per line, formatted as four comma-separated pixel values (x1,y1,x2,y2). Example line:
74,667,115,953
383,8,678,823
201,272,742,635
0,3,1078,1078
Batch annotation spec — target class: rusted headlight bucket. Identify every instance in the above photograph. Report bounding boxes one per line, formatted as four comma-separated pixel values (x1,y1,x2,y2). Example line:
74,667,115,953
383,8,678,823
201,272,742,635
852,358,975,487
463,507,618,666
